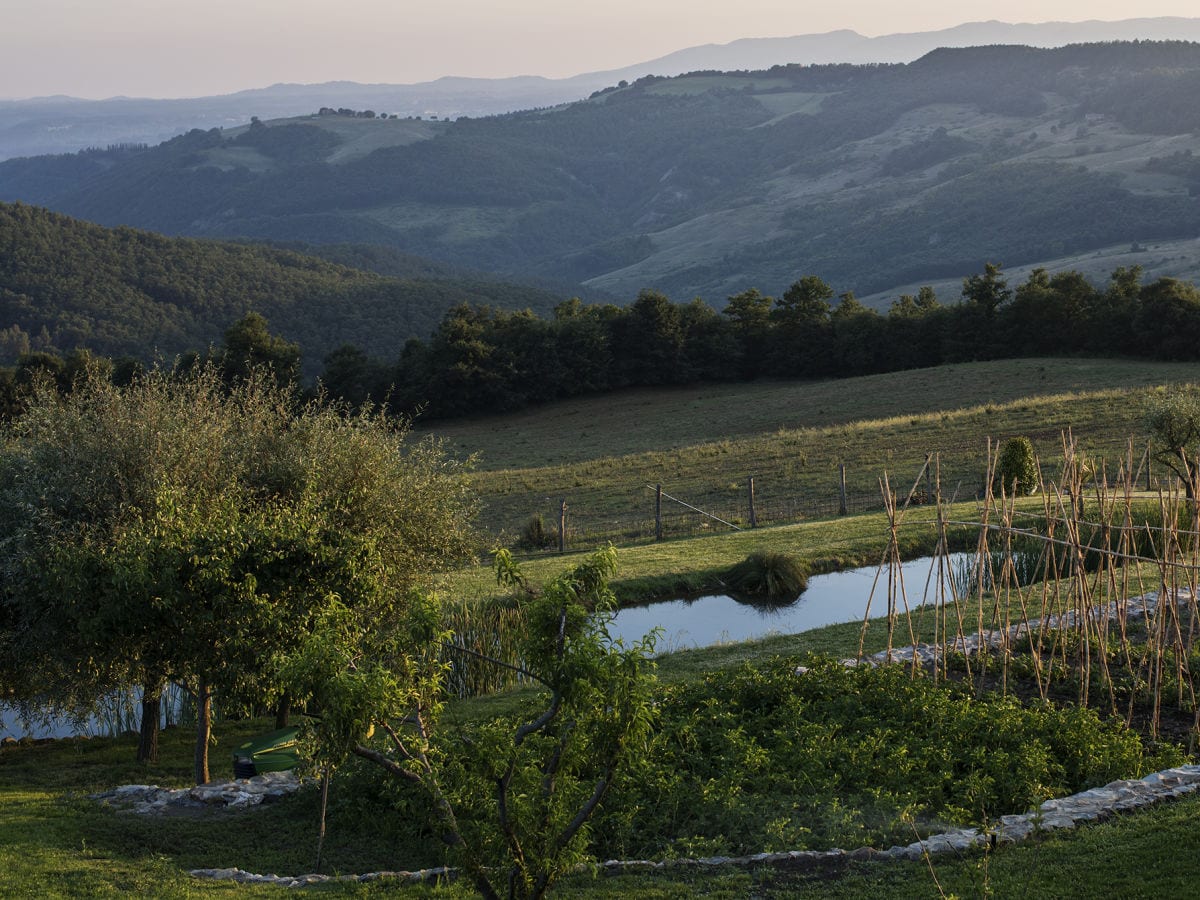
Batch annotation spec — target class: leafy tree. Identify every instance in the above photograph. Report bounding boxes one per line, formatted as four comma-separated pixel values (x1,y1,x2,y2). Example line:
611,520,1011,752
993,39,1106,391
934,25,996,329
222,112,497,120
771,276,834,376
830,292,883,373
319,343,392,410
1134,278,1200,360
220,311,301,386
0,366,474,779
611,290,685,386
883,286,943,370
278,546,657,900
962,261,1011,318
723,288,773,377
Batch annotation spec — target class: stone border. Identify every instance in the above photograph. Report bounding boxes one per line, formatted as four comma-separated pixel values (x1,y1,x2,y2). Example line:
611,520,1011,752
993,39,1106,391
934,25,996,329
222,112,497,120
188,764,1200,887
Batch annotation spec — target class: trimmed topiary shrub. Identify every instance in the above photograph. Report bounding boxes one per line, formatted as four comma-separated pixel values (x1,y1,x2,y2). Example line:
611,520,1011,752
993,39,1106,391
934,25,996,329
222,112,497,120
995,435,1040,496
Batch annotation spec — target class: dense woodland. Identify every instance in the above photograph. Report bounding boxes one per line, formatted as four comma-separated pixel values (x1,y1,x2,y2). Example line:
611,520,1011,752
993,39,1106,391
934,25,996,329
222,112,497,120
8,257,1196,427
4,42,1200,299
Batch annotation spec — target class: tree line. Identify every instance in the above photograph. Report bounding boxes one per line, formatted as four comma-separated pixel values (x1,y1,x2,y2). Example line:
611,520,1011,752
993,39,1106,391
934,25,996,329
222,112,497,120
319,263,1200,419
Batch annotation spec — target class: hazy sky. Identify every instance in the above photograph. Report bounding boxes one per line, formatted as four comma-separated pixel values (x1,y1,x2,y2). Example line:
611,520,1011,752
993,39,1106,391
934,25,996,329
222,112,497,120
4,1,1200,100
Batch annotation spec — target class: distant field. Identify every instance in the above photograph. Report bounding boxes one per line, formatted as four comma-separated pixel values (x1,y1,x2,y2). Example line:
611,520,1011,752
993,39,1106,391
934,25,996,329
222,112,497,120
222,114,441,165
422,358,1200,469
646,75,795,95
753,91,834,120
418,358,1200,541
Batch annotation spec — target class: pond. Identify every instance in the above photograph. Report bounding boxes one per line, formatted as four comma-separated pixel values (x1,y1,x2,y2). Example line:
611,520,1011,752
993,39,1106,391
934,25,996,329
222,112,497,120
609,553,973,651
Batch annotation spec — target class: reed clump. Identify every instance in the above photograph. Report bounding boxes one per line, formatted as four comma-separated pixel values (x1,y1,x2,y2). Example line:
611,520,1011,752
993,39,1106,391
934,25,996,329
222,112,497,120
722,552,809,600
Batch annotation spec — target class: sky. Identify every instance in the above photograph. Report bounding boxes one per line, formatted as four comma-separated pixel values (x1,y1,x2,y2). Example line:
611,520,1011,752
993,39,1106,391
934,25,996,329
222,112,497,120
4,1,1200,100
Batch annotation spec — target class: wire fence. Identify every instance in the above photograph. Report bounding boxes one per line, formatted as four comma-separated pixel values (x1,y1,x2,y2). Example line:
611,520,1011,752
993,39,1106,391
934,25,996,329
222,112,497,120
510,486,896,552
502,469,1163,557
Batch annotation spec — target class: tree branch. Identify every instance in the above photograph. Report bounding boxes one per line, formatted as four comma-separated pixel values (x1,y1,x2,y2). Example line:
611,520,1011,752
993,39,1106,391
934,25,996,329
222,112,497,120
554,766,616,854
351,742,421,784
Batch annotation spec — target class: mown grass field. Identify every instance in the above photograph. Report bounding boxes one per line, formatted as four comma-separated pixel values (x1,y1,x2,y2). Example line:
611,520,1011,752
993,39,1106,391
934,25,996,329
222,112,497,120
419,357,1200,550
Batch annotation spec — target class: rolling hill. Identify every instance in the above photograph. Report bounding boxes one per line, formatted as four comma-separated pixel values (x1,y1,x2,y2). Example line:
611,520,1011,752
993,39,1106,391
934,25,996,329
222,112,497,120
4,42,1200,305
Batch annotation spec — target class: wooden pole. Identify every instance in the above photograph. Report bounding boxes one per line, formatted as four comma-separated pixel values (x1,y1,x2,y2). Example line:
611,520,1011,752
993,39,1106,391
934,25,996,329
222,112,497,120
558,498,567,553
748,476,757,528
839,464,848,516
655,483,663,541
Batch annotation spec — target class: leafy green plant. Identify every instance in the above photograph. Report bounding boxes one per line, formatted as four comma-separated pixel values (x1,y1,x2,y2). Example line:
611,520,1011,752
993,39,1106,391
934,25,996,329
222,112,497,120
588,658,1169,860
516,514,557,551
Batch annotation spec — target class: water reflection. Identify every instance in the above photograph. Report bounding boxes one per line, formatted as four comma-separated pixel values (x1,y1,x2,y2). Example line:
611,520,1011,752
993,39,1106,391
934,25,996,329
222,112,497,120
610,553,970,651
1,684,187,741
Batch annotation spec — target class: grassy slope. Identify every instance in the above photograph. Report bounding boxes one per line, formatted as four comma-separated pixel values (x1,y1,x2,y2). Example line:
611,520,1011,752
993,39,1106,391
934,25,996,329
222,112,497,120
420,358,1200,547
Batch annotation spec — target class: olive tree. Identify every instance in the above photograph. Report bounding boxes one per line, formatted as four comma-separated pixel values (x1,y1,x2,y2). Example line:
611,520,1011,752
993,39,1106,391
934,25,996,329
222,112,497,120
0,367,474,781
1145,388,1200,500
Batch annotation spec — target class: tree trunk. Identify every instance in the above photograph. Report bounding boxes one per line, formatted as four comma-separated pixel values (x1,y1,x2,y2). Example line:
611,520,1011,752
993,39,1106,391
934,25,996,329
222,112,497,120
275,691,291,729
136,679,162,763
194,679,212,785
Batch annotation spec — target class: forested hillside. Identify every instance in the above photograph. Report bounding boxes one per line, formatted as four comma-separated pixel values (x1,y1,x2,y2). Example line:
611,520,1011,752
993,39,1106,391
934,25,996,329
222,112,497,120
0,203,564,373
4,42,1200,300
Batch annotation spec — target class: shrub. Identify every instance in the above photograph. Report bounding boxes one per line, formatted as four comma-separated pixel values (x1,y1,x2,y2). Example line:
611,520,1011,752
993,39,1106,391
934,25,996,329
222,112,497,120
516,513,556,550
592,658,1171,859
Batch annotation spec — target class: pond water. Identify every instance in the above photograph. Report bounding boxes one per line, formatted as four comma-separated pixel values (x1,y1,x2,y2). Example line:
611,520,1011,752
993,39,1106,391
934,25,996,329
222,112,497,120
609,553,972,651
0,705,104,741
1,685,186,742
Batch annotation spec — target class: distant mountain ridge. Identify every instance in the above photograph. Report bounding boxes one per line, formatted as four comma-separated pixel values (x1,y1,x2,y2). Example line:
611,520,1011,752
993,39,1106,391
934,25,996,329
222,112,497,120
5,17,1200,159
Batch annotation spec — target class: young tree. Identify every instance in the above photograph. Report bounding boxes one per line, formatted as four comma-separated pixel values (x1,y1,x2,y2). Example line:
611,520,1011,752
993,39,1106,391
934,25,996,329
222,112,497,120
278,546,657,900
0,366,474,780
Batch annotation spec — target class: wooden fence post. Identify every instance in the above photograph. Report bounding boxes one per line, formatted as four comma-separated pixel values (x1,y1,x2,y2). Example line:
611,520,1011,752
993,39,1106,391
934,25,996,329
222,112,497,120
748,476,757,528
839,464,848,516
655,484,663,541
558,498,567,553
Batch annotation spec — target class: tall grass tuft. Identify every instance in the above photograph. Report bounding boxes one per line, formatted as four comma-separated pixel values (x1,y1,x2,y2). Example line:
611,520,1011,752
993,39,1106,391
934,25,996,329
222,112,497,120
442,595,530,698
722,552,809,600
